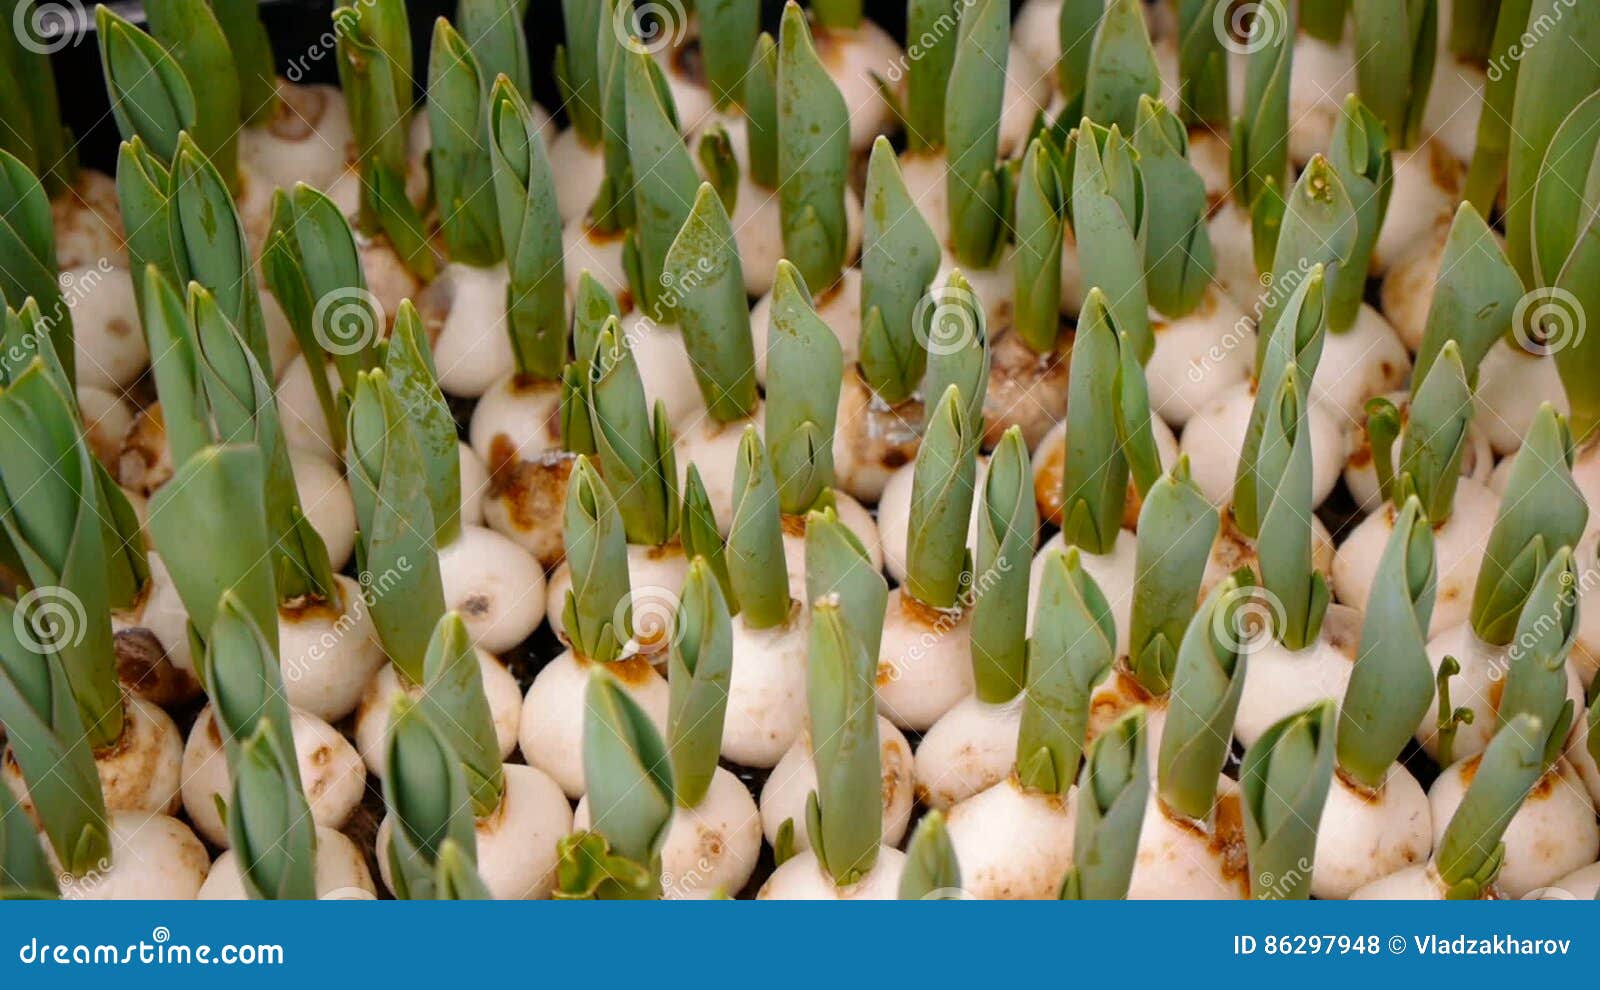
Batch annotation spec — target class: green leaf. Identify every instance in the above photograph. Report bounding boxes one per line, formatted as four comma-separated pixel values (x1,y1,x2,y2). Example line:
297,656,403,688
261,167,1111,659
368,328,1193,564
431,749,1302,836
1350,0,1437,151
699,0,760,109
0,151,69,382
667,559,734,808
1470,405,1588,645
765,261,844,514
805,598,881,884
1082,0,1160,135
383,699,491,900
900,0,959,151
1337,497,1436,787
427,19,501,267
1173,0,1229,125
1061,707,1149,899
1018,548,1115,795
906,386,977,610
0,362,120,745
209,0,277,123
1393,342,1472,521
0,774,57,899
971,428,1037,703
1012,138,1069,349
1435,713,1547,897
383,302,461,546
1324,96,1393,331
587,322,678,546
624,43,697,319
728,428,791,628
944,0,1009,268
0,16,73,193
664,183,757,421
1058,289,1130,554
919,271,990,447
489,76,567,380
418,612,505,818
229,720,317,900
804,505,887,662
778,3,850,290
1463,0,1535,215
96,5,198,166
744,33,779,189
1240,700,1337,899
898,810,961,899
1261,156,1356,356
144,0,242,189
1133,98,1215,319
1254,367,1330,651
1128,458,1219,696
1158,574,1252,821
1068,122,1150,361
557,0,607,143
1228,0,1292,211
679,466,733,606
458,0,532,99
583,673,675,874
345,371,446,682
1497,548,1579,762
562,456,633,663
859,138,940,402
1411,204,1526,386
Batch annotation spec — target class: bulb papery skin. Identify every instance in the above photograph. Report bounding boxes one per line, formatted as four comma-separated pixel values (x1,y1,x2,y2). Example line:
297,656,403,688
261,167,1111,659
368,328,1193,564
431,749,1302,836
79,386,133,473
8,695,187,816
877,588,976,731
290,448,357,570
260,287,302,379
1566,713,1600,806
438,524,548,654
68,264,144,393
724,609,810,769
1342,397,1493,514
424,262,516,399
1148,287,1254,429
238,82,355,193
898,150,947,245
1032,418,1180,532
460,442,489,527
116,403,173,495
54,812,209,900
1127,783,1248,900
879,457,989,586
1178,386,1346,510
278,574,386,722
548,127,607,224
1475,342,1570,458
1234,604,1362,748
913,692,1025,811
561,217,630,305
1349,862,1452,900
1207,201,1263,314
113,553,194,682
1380,227,1449,353
1540,861,1600,900
752,270,861,387
1284,36,1355,167
53,169,126,270
1311,765,1432,900
984,329,1073,451
1028,530,1139,658
521,650,670,798
1311,306,1411,424
944,776,1076,900
760,715,913,852
1428,757,1599,899
758,846,907,899
1573,533,1600,686
277,356,343,461
356,648,522,775
199,827,375,900
545,543,689,646
1334,480,1499,641
1373,142,1465,274
832,370,923,504
469,375,563,466
181,704,365,848
617,312,704,430
481,449,576,572
578,765,761,899
1418,623,1586,763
